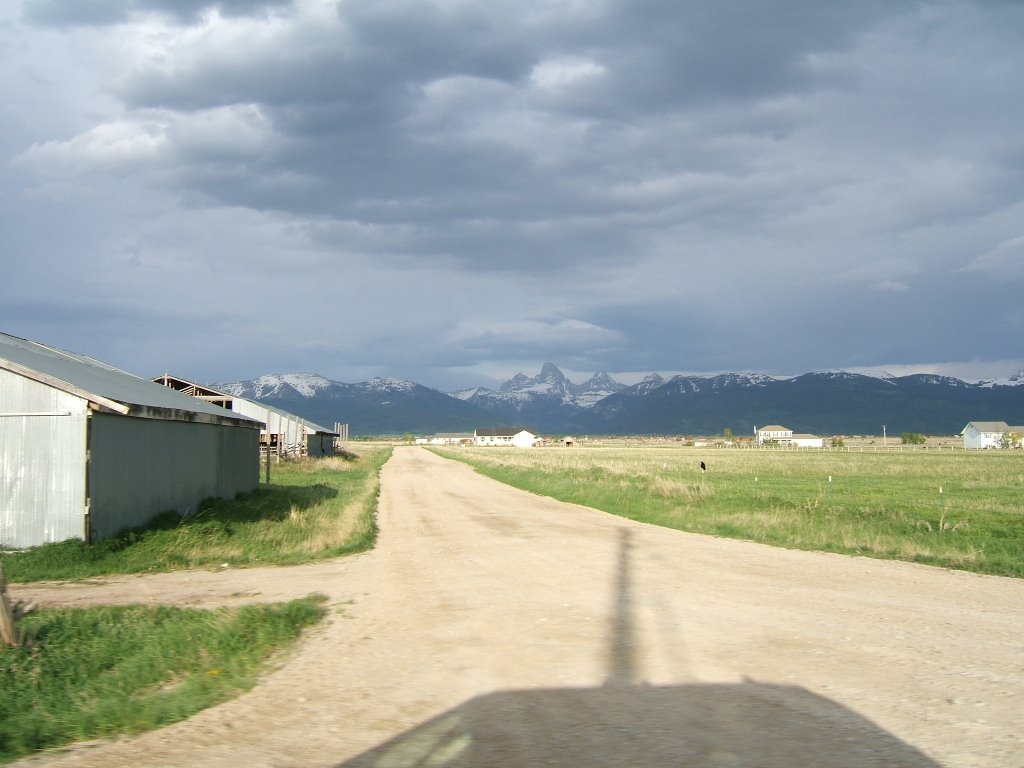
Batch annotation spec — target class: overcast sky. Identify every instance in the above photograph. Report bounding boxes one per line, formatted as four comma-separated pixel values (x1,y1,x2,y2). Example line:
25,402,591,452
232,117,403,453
2,0,1022,391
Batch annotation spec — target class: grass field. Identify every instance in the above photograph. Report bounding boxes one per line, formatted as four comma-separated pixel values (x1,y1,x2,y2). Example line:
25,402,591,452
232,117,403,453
1,446,392,583
1,596,326,763
435,445,1024,577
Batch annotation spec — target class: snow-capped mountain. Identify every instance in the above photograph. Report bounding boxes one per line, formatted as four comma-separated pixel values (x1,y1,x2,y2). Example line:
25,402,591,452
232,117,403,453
588,369,1024,435
212,365,1024,435
212,374,491,434
976,369,1024,389
215,373,334,399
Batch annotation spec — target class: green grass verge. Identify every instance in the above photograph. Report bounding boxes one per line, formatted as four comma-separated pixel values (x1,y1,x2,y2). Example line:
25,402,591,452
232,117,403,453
0,595,327,764
434,446,1024,577
1,447,392,583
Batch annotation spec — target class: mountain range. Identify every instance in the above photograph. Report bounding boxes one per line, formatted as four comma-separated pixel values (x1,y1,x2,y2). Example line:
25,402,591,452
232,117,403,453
212,365,1024,437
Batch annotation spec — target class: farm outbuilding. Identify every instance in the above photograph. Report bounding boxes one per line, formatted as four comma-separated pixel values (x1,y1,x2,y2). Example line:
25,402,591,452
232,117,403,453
1,333,263,548
425,432,474,446
153,374,340,457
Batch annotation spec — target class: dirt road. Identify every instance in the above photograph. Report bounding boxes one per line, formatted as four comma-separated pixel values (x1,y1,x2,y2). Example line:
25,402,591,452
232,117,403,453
11,447,1024,767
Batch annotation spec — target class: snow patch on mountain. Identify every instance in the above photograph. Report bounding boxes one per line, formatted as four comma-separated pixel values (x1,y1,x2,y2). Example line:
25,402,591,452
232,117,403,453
975,370,1024,388
274,373,333,397
364,377,417,393
213,373,333,399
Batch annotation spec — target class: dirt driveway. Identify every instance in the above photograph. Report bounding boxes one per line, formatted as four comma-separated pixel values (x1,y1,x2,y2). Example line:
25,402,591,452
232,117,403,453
11,447,1024,767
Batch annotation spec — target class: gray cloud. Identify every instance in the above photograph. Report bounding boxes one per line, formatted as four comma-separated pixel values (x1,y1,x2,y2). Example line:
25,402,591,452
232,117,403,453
3,0,1023,388
23,0,295,27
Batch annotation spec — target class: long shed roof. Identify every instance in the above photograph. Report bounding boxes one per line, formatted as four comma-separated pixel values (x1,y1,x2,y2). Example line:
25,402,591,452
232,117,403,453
476,427,535,437
1,332,261,428
154,373,335,434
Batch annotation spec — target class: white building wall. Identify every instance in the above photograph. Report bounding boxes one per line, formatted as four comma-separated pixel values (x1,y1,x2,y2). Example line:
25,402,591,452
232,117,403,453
790,436,824,448
229,400,304,446
0,369,89,547
756,427,793,445
963,427,1001,449
511,431,538,448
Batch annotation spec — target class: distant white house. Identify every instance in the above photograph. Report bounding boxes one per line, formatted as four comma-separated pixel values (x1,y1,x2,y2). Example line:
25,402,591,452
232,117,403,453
961,421,1024,449
755,425,823,448
755,425,792,445
475,427,539,448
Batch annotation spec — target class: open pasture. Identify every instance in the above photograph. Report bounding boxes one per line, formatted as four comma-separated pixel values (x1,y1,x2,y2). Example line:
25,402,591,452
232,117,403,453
436,445,1024,577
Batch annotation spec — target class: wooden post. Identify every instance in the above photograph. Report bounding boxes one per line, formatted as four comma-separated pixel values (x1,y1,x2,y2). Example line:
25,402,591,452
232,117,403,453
264,411,273,484
1,563,22,647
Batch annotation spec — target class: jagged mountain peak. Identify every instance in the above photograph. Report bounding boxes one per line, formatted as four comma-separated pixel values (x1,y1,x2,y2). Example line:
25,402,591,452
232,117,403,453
499,373,531,392
500,363,573,397
458,364,627,415
582,370,620,390
537,361,570,384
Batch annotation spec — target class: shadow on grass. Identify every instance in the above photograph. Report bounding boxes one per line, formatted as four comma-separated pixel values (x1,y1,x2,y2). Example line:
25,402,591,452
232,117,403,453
182,483,339,526
0,484,341,582
336,530,940,768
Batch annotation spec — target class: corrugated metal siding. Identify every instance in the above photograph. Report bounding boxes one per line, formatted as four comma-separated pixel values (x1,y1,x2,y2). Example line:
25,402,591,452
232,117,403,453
1,369,88,547
88,414,259,540
228,400,335,455
230,400,303,444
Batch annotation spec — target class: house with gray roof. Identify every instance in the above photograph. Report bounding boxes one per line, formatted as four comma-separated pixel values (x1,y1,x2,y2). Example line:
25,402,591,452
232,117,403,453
1,333,263,547
961,421,1024,449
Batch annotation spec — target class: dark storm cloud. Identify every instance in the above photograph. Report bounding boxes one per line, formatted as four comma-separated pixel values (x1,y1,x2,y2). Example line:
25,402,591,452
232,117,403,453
104,0,904,232
4,0,1024,385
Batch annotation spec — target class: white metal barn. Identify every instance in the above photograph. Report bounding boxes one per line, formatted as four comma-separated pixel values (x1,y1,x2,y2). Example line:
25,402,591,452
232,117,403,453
153,374,339,457
1,333,263,548
789,434,825,448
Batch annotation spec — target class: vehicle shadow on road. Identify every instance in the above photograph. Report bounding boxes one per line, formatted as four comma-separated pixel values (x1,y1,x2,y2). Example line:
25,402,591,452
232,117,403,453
336,529,941,768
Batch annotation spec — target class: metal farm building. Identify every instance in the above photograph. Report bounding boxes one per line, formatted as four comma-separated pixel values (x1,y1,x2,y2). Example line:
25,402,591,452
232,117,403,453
1,333,263,548
153,374,340,457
